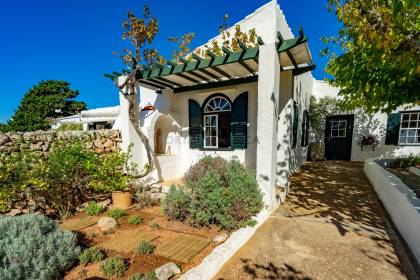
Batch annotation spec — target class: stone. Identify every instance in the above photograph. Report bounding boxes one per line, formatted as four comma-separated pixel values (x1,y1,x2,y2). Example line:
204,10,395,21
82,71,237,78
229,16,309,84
93,139,104,148
213,233,229,244
0,134,9,145
98,199,111,208
97,217,117,231
150,193,165,202
6,209,22,216
103,139,114,148
76,201,89,212
161,185,171,194
154,262,181,280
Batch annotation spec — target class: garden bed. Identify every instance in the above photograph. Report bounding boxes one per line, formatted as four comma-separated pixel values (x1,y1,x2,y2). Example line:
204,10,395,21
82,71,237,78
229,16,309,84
386,167,420,198
63,205,225,279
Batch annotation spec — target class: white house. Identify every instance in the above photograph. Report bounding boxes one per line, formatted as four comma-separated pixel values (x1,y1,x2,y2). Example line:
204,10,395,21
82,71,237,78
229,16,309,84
312,80,420,162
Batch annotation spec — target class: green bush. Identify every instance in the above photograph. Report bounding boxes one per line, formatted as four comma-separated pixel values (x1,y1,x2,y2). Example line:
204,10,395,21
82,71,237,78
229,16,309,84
135,187,153,208
100,256,127,278
0,214,81,280
89,148,137,192
107,208,127,220
163,157,263,229
393,154,420,168
185,156,228,186
162,185,191,221
84,201,105,216
137,240,155,255
79,246,105,265
129,271,157,280
128,215,143,225
55,122,83,131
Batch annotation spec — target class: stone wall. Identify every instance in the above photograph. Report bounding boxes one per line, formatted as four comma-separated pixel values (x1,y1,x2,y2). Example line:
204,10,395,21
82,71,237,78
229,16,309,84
0,129,121,155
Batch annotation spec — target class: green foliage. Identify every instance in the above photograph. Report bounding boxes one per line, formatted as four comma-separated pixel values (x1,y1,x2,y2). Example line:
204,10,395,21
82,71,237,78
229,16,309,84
129,271,157,280
55,122,83,131
137,240,155,255
163,157,263,229
100,256,127,278
107,208,128,220
323,0,419,113
79,247,105,265
0,149,38,213
162,185,191,221
4,80,86,132
128,215,143,225
84,201,105,216
0,214,81,280
309,96,341,142
31,140,97,219
135,187,153,208
393,154,420,168
89,148,137,192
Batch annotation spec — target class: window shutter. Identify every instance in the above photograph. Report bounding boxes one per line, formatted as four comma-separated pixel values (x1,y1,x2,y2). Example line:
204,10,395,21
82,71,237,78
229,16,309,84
188,99,203,148
385,113,401,145
291,101,299,148
301,110,309,147
230,92,248,149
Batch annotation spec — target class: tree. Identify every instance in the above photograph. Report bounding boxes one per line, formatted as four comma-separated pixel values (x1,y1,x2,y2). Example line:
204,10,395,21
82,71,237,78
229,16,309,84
0,123,5,132
5,80,86,132
323,0,419,113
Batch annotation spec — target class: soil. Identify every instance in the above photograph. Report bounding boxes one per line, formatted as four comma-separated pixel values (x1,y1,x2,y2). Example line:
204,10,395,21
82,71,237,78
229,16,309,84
386,167,420,198
63,205,225,280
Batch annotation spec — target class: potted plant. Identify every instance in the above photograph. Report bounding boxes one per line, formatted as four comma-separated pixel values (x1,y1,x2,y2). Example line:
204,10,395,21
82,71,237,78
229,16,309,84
89,149,137,209
358,134,379,151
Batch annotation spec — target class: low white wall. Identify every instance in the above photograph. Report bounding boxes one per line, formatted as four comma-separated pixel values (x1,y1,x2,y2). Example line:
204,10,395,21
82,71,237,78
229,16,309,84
364,158,420,265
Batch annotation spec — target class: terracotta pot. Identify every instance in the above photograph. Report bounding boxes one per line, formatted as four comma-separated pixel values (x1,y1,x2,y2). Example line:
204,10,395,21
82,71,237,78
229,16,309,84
111,191,132,209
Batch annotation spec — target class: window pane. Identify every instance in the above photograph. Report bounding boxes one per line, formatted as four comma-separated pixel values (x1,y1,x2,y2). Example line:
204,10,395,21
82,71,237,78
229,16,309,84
399,136,407,144
331,122,338,129
211,127,217,136
407,137,415,144
409,121,417,128
339,129,346,137
205,137,211,146
399,129,408,137
402,113,410,121
401,121,409,128
411,113,419,120
408,130,416,137
211,137,217,147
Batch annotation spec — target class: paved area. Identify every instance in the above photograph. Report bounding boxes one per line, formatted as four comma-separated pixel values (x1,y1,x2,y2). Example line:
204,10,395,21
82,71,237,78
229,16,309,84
215,161,413,280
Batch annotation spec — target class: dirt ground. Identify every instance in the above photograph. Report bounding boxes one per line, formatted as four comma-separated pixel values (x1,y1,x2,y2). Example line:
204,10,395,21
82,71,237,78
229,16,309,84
63,206,224,280
215,161,419,280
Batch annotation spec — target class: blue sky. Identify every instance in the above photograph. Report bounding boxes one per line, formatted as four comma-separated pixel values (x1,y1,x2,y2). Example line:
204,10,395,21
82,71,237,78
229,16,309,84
0,0,340,123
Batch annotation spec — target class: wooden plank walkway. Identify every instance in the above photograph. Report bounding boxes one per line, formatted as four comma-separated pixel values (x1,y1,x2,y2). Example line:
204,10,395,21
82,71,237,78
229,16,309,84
60,216,99,231
98,230,157,253
156,234,210,263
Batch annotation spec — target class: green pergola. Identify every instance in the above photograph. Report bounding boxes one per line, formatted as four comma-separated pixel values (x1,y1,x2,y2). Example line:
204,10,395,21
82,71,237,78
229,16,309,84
106,29,315,93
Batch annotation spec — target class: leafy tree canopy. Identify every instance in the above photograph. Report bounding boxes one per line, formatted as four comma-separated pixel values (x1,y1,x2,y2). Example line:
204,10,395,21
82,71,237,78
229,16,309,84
5,80,86,132
323,0,419,113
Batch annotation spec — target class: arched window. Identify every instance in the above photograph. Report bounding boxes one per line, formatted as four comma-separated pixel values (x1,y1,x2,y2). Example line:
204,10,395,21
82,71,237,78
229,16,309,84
203,95,232,148
204,96,232,113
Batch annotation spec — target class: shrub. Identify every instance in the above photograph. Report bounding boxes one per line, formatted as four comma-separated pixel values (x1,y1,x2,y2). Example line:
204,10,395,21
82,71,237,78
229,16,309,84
107,208,127,220
79,246,105,265
55,122,83,131
162,185,191,221
128,215,143,225
100,256,127,278
185,156,228,186
163,157,264,229
84,201,105,216
150,222,160,229
0,214,81,280
137,240,155,255
89,148,137,193
135,187,154,208
129,271,157,280
393,154,420,168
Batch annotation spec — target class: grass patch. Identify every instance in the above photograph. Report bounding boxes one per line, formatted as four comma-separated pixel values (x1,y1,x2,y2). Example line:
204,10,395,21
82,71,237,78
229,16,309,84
83,201,104,216
100,256,127,278
79,246,105,265
107,208,127,220
128,215,143,225
137,240,155,255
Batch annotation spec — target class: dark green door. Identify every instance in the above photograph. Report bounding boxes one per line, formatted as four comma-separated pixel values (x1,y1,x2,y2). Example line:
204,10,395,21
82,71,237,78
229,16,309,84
325,114,354,160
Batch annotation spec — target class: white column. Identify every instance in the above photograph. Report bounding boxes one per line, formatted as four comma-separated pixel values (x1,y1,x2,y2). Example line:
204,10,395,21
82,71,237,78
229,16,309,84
256,43,281,209
118,76,145,171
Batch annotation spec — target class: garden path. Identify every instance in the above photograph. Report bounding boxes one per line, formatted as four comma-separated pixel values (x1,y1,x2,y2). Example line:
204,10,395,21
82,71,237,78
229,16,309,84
215,161,418,280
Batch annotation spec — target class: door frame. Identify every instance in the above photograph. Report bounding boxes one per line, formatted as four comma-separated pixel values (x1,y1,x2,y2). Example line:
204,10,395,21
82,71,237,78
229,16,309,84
324,114,355,161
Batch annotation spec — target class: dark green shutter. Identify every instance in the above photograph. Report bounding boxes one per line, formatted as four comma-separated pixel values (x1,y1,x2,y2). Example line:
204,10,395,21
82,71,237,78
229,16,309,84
291,101,299,148
188,99,203,148
230,92,248,149
301,110,309,147
385,113,401,145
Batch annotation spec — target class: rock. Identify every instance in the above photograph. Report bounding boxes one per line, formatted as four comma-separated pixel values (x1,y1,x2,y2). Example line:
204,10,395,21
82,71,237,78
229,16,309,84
98,199,111,208
150,185,162,193
161,185,171,194
154,262,181,280
150,193,165,203
76,201,89,212
93,139,104,149
213,233,228,244
0,134,9,145
6,209,22,216
97,217,117,231
103,139,114,148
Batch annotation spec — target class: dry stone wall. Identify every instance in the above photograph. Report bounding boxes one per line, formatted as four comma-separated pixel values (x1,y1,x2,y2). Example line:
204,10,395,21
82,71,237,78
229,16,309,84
0,129,121,155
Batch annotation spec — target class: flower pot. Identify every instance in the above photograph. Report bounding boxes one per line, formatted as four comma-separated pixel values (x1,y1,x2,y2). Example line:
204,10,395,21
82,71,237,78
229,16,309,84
111,191,132,209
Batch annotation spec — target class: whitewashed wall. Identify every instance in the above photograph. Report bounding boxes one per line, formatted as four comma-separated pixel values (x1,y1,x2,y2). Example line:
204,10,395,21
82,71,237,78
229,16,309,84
312,79,420,161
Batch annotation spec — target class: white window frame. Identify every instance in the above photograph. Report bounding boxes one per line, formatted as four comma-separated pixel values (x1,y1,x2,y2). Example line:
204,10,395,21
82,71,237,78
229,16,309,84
204,96,231,113
203,114,218,148
398,112,420,145
330,120,347,138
